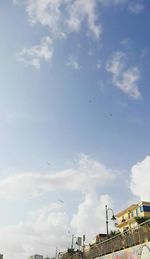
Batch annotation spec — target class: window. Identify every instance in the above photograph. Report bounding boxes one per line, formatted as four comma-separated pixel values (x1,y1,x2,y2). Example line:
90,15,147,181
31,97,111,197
131,211,134,217
122,216,125,222
136,208,138,216
143,206,150,212
140,206,143,212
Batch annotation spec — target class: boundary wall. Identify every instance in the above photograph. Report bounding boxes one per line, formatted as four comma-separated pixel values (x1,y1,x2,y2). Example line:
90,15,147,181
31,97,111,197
96,241,150,259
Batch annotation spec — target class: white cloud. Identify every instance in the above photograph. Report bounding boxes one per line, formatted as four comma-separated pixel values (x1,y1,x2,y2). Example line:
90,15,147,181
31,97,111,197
71,193,114,240
15,0,101,39
67,56,81,70
16,36,53,68
120,37,130,46
106,52,126,75
128,1,145,14
0,192,116,259
66,0,101,39
26,0,64,37
96,60,101,69
130,156,150,200
14,0,144,69
106,51,141,99
98,0,145,15
120,67,141,98
0,155,118,259
0,154,115,200
14,0,101,67
0,203,70,259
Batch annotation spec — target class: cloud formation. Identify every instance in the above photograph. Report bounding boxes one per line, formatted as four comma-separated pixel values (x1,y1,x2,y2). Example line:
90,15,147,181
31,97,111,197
14,0,101,68
71,193,114,239
0,154,115,200
0,192,114,259
128,1,145,14
99,0,128,6
96,60,101,69
67,56,81,70
0,154,116,259
99,0,145,14
16,36,53,68
106,51,141,99
15,0,101,40
2,152,149,259
130,156,150,200
14,0,145,68
0,203,70,259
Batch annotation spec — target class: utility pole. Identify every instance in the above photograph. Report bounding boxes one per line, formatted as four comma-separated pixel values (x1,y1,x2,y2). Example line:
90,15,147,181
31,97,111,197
105,205,109,239
71,234,74,249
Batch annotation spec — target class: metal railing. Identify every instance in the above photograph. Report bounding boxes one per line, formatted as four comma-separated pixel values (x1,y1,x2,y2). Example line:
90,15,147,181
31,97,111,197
89,219,150,258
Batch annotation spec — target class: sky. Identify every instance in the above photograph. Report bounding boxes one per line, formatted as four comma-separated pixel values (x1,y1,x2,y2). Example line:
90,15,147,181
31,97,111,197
0,0,150,258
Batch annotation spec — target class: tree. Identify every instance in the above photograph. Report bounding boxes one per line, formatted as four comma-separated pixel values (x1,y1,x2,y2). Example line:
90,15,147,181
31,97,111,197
67,248,75,255
135,216,150,225
109,230,120,238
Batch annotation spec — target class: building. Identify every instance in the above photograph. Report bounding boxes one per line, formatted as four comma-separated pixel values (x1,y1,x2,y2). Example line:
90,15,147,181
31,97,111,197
28,255,43,259
115,201,150,232
90,233,107,245
95,233,107,243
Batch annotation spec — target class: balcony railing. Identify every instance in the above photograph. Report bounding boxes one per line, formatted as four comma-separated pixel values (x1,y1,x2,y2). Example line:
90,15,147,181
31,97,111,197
88,219,150,258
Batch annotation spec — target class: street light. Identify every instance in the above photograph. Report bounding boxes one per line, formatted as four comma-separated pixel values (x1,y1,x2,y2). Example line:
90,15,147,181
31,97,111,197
105,205,116,239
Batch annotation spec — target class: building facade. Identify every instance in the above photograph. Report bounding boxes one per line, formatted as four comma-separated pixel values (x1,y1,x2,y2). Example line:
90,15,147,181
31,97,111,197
115,201,150,232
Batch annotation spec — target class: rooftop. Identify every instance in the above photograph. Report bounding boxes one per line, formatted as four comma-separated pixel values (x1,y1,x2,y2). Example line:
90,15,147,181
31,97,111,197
115,201,150,217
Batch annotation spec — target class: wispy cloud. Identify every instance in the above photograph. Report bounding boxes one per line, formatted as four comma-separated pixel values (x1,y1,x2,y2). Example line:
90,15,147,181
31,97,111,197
15,0,101,40
128,1,145,14
14,0,145,69
0,155,115,200
99,0,128,6
67,56,81,70
120,37,130,46
16,36,53,69
98,0,145,15
96,60,102,69
106,51,141,99
66,0,101,39
26,0,64,37
14,0,101,67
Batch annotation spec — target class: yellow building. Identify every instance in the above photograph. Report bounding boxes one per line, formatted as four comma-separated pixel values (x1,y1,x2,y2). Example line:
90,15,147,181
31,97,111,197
115,201,150,232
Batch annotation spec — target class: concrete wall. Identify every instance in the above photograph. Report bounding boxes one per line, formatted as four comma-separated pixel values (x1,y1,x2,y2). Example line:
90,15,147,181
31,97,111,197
96,241,150,259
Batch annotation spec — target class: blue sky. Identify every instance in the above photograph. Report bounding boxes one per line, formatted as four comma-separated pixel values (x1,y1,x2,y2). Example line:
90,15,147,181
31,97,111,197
0,0,150,258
